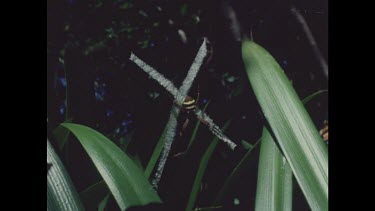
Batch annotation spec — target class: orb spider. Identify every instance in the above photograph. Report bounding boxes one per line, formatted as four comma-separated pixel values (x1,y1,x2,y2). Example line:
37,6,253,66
173,86,208,137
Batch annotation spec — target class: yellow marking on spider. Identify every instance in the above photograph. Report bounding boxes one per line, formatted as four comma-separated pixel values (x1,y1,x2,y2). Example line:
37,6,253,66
183,99,195,106
185,105,196,110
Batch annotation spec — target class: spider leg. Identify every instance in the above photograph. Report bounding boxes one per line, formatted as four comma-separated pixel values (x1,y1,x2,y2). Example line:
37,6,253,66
172,107,179,118
174,151,187,157
196,115,209,126
173,100,186,118
180,118,190,136
175,118,191,157
173,100,185,110
196,85,200,106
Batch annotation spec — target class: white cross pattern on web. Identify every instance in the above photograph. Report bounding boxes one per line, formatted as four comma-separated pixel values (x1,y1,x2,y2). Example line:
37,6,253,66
130,38,237,188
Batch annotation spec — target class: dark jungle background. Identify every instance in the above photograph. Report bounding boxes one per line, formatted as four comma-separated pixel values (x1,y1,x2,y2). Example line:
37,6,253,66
47,0,327,210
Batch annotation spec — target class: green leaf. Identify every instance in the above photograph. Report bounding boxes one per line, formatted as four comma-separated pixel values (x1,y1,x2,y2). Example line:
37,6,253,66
212,138,260,207
144,126,168,179
98,194,110,211
79,180,108,210
255,128,293,211
61,123,162,210
52,121,72,150
254,90,326,211
47,140,84,211
241,140,253,151
185,120,232,211
213,90,324,209
242,40,328,210
120,129,135,152
129,154,144,170
301,90,327,104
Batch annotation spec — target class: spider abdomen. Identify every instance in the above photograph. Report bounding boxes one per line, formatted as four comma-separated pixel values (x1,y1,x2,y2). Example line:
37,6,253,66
182,96,196,111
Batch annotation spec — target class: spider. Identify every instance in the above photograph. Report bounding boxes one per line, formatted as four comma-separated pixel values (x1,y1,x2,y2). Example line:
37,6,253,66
173,86,208,137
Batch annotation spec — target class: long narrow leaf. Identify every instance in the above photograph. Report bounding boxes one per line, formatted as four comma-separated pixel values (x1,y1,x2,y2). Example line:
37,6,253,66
212,138,260,206
61,123,161,210
79,180,108,210
98,194,110,211
52,123,71,150
242,40,328,210
144,126,168,179
47,140,84,211
255,128,293,211
185,120,231,211
255,90,327,211
214,89,325,209
241,140,254,150
301,90,327,104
